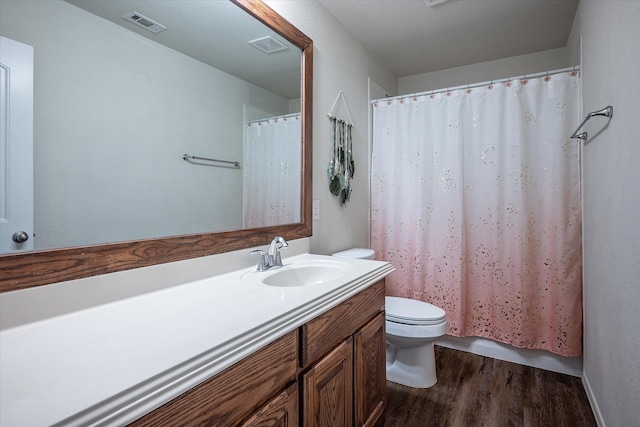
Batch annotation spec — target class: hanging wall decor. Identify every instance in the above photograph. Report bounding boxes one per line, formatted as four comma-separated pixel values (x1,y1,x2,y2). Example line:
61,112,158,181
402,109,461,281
327,90,354,205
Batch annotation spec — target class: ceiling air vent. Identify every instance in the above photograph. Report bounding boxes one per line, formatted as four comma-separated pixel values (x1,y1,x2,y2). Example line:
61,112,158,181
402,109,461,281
425,0,450,6
249,36,288,54
122,12,167,34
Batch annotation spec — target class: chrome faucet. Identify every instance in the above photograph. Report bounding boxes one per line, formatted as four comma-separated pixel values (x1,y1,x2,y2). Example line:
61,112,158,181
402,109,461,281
250,236,289,271
268,236,288,268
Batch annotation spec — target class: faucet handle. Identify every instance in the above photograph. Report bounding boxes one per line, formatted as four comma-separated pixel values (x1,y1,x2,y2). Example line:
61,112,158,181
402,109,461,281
250,249,268,271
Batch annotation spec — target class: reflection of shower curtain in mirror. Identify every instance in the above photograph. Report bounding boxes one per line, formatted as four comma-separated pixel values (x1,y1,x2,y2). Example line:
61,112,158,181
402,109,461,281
243,113,301,228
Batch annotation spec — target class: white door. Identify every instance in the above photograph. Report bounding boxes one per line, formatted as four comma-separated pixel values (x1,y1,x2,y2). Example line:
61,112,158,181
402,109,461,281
0,36,34,253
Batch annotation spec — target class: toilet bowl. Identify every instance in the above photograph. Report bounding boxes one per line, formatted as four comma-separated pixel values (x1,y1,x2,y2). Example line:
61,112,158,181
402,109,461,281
385,296,448,388
331,248,448,389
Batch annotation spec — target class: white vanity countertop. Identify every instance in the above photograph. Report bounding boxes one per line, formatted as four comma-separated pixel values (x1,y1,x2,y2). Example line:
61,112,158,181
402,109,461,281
0,253,393,426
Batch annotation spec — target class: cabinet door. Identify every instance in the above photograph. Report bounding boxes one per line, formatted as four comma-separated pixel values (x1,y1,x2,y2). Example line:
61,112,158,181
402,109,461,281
354,312,386,427
241,382,298,427
303,338,353,427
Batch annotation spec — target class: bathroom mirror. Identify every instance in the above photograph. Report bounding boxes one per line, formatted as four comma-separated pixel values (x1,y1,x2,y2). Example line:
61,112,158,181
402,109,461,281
0,0,313,291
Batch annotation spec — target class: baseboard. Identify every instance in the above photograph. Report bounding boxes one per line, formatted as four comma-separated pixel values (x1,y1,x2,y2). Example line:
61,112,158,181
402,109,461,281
582,370,606,427
436,335,583,377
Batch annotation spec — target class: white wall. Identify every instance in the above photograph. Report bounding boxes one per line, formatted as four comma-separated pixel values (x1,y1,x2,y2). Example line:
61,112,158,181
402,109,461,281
266,0,398,256
399,48,568,94
0,0,289,250
569,1,640,426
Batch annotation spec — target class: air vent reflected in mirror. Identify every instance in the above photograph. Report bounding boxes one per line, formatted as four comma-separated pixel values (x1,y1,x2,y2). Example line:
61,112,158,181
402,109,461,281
249,36,288,54
122,11,167,34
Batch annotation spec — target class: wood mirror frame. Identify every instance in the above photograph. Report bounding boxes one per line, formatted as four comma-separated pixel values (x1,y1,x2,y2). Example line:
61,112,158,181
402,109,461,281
0,0,313,293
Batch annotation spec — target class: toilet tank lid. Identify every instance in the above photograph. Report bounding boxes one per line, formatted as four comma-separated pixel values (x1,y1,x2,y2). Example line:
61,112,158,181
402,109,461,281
331,248,375,260
385,296,446,322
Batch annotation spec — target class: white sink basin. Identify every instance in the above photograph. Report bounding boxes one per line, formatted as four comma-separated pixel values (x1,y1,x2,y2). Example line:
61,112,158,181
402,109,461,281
261,264,348,287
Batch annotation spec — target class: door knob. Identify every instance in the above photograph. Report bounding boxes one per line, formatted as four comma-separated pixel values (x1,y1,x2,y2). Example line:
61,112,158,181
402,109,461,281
12,231,29,243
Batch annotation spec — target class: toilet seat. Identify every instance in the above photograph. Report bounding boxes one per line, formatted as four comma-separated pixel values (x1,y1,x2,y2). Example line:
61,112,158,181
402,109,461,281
386,296,446,326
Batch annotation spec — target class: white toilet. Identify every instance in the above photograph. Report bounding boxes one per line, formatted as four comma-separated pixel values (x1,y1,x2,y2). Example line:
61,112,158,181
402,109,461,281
332,248,448,389
332,247,377,261
385,296,448,388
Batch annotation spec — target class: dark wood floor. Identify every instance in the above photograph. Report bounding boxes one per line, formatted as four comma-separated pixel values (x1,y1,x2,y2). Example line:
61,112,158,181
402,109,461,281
384,346,597,427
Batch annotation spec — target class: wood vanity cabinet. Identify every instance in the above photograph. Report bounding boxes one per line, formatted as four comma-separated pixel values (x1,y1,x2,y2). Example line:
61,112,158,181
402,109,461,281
303,337,354,426
129,330,298,427
354,311,386,427
240,382,299,427
301,280,386,427
129,279,386,427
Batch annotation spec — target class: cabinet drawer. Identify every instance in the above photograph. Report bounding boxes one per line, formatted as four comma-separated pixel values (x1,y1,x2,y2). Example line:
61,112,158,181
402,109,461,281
301,280,385,368
130,330,298,427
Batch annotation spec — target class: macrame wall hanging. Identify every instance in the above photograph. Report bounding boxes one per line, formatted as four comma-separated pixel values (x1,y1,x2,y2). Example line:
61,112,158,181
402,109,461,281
327,90,354,205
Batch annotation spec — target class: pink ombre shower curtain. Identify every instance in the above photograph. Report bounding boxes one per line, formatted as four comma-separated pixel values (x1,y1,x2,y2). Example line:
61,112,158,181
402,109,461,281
371,72,582,356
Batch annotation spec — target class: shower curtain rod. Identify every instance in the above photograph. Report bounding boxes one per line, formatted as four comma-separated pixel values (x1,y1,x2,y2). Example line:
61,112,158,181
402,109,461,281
372,66,579,104
248,112,300,125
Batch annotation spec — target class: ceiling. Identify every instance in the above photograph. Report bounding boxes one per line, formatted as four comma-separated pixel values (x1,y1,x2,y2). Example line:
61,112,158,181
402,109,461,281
64,0,301,99
62,0,579,97
318,0,579,78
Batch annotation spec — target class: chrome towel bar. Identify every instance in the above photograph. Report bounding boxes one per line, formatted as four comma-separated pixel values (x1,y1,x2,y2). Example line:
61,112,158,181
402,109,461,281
570,106,613,140
182,154,240,168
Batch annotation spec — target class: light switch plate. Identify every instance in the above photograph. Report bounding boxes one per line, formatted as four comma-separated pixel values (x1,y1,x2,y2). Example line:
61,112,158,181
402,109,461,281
313,199,320,220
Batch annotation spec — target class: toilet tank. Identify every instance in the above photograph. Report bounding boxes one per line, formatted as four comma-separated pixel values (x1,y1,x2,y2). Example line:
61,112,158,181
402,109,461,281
331,248,375,260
